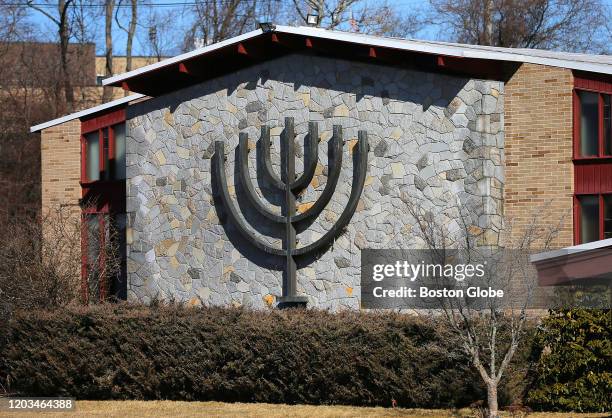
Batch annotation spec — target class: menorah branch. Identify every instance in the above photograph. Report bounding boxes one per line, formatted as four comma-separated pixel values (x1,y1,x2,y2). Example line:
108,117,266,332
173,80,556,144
214,119,368,307
213,141,284,257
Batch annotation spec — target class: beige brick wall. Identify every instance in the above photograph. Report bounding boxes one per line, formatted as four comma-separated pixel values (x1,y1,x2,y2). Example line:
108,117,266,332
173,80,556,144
41,119,82,216
504,63,574,248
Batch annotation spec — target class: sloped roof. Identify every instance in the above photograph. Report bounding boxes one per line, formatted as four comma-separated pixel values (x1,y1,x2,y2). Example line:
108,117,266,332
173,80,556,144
30,94,146,133
33,25,611,132
103,25,612,94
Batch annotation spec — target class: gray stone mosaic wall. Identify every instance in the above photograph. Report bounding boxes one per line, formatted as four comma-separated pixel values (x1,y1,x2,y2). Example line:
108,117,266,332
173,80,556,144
125,53,504,309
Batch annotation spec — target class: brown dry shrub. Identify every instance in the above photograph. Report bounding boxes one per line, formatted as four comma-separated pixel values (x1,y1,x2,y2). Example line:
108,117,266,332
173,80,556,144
0,204,122,319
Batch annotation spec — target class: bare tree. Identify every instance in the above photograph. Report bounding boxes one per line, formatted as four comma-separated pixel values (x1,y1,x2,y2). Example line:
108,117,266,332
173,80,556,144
346,2,425,37
181,0,286,51
404,196,563,417
0,204,124,315
0,7,58,221
430,0,610,53
26,0,77,111
290,0,424,37
292,0,359,29
140,8,180,61
102,0,116,103
0,203,122,314
115,0,138,96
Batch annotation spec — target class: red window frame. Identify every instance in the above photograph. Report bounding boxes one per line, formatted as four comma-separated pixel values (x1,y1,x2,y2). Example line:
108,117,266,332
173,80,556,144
80,107,126,303
81,207,109,303
572,73,612,244
574,193,612,244
81,108,126,184
573,76,612,160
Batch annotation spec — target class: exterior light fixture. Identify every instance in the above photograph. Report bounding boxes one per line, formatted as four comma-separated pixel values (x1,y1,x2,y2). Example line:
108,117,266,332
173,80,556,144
306,14,319,26
258,22,276,33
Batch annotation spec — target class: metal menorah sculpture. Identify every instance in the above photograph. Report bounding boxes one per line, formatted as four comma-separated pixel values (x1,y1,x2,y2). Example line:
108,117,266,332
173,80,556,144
213,117,368,307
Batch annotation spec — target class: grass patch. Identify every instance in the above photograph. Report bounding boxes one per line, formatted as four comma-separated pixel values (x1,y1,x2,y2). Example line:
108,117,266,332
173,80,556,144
0,401,608,417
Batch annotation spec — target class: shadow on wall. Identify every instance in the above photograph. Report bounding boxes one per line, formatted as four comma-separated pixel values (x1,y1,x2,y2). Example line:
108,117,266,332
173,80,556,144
127,53,466,121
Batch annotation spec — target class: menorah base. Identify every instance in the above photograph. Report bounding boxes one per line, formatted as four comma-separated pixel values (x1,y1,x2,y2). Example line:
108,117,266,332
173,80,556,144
277,295,309,309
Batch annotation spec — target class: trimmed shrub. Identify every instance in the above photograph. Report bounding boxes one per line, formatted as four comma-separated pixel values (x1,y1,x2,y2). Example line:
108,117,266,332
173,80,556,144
527,309,611,412
0,304,510,407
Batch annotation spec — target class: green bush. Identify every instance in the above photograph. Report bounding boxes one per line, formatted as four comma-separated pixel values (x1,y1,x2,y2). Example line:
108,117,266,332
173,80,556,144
0,304,511,407
527,309,611,412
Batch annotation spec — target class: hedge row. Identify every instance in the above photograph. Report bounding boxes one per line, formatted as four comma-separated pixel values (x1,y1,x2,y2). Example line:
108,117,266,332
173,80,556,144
0,305,502,408
4,305,607,411
527,309,611,412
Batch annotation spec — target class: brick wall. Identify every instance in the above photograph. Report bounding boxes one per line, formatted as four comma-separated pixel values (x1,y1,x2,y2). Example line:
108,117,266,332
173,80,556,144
41,119,81,217
504,63,574,248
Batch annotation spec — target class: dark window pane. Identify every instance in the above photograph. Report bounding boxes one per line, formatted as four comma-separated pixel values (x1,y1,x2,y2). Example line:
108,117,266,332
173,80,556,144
579,91,599,157
113,123,126,180
579,195,600,243
85,131,100,181
604,195,612,240
110,213,127,300
604,95,611,156
85,214,101,302
103,128,110,180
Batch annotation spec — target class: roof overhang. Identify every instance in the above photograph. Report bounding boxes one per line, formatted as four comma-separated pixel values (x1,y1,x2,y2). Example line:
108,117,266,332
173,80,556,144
530,239,612,286
103,25,612,97
102,26,511,97
30,93,146,133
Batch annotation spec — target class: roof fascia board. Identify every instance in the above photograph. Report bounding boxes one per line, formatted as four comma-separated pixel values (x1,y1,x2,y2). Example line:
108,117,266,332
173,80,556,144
102,25,611,89
461,49,612,75
283,26,612,75
30,93,145,133
277,25,466,57
103,28,264,86
530,238,612,263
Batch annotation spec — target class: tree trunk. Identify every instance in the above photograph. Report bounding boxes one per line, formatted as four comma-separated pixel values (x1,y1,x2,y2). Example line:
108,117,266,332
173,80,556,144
487,380,499,418
124,0,137,96
126,0,137,72
484,0,494,45
102,0,115,103
58,0,74,112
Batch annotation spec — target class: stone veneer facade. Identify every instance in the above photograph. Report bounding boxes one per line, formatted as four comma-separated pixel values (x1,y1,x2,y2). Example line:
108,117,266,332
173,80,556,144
125,53,505,309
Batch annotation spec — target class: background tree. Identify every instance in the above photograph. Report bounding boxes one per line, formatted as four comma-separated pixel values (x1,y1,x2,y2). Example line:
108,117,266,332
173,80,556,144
102,0,115,103
140,7,179,61
290,0,424,37
115,0,138,96
26,0,77,111
182,0,264,51
291,0,359,29
430,0,611,53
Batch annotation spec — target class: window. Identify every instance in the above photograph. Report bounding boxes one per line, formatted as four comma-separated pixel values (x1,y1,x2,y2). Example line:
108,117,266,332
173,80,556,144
85,131,100,181
114,123,127,179
575,90,612,158
82,123,126,182
576,194,612,244
83,213,103,302
578,195,599,243
605,195,612,240
82,211,127,303
605,95,611,156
